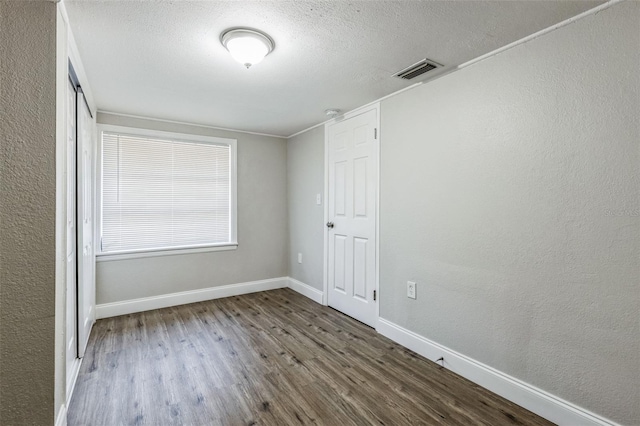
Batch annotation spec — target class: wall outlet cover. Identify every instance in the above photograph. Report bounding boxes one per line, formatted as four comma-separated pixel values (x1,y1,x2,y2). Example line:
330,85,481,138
407,281,416,299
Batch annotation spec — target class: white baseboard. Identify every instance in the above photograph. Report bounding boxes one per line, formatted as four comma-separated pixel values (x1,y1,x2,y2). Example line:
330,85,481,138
55,403,67,426
288,277,324,304
96,277,288,318
377,318,619,426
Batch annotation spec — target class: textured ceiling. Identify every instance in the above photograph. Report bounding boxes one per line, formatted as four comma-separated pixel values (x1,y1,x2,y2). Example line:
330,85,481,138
64,0,602,137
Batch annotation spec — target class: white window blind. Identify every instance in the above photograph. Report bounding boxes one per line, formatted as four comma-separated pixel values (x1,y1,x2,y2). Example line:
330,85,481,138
101,131,234,254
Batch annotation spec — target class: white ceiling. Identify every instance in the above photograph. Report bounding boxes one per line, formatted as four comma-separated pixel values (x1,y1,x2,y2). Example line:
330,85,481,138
65,0,602,137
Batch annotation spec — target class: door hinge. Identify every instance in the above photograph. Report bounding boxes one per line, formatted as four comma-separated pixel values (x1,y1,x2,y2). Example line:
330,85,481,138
373,290,377,301
374,128,377,139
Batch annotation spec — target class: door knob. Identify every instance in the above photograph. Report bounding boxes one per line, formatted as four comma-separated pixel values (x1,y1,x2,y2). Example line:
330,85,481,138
326,222,334,229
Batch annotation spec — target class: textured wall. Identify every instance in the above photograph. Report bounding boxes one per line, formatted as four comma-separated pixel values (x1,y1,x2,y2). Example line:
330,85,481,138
287,126,325,290
0,1,58,424
379,2,639,424
95,113,288,304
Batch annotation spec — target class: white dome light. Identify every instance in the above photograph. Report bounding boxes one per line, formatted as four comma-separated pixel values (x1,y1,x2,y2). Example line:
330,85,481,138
221,28,275,69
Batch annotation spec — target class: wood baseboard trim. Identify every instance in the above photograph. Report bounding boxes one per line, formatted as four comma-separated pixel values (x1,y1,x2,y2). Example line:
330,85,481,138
377,318,619,426
96,277,289,319
287,277,324,304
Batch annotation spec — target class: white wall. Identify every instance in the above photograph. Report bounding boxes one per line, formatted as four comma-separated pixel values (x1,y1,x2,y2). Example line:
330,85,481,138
0,2,57,424
287,126,325,290
379,1,639,424
95,113,288,304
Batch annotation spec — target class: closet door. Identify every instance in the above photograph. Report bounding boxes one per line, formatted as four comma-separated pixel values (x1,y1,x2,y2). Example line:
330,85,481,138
66,77,77,390
77,89,95,357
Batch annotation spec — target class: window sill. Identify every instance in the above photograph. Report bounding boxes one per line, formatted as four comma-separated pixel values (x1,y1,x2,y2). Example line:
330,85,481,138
96,243,238,262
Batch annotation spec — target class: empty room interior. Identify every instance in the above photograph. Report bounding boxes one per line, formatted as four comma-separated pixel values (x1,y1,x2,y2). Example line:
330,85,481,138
1,0,639,425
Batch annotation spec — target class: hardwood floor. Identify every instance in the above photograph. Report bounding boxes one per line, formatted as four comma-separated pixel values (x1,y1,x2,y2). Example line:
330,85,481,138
68,289,554,426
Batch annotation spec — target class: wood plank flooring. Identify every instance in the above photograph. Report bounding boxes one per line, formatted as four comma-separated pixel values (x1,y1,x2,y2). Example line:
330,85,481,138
68,289,554,426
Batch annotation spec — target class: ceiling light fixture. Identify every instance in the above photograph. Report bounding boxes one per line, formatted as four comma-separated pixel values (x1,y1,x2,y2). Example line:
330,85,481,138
220,28,275,69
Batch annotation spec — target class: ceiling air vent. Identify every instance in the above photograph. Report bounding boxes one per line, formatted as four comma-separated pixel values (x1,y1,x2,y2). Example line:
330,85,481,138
393,59,441,80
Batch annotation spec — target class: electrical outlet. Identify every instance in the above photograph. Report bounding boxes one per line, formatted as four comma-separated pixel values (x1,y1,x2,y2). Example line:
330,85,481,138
297,253,303,264
407,281,416,299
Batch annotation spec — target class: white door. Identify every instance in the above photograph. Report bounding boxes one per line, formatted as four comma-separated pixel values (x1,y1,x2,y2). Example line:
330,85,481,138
77,91,95,357
65,78,78,389
327,107,378,327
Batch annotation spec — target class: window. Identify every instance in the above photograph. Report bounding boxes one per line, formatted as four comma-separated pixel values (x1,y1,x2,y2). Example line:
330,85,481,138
98,125,237,258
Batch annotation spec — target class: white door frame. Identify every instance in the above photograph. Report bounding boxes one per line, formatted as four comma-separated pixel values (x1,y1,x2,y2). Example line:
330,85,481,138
323,102,381,329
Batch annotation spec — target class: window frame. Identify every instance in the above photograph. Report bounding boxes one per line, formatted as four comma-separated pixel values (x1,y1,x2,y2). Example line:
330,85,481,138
95,124,238,262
